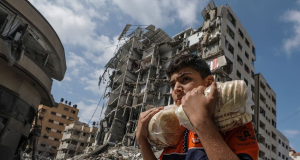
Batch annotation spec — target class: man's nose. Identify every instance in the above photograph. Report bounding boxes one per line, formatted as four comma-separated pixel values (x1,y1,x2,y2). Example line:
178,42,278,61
174,83,182,94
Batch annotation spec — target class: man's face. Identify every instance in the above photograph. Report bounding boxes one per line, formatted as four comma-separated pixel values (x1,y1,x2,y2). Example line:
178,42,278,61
170,67,210,106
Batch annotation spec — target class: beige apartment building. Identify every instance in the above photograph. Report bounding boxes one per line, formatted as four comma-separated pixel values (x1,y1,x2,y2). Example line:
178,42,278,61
0,0,66,159
35,100,79,159
56,120,98,159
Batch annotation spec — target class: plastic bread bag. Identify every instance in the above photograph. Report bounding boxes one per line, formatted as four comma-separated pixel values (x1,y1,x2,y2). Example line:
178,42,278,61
175,80,254,133
148,105,186,148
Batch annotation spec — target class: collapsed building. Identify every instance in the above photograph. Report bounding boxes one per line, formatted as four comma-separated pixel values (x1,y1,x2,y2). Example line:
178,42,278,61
93,1,257,153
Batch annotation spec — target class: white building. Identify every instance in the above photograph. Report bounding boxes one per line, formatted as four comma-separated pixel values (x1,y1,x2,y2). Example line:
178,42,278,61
254,73,290,160
56,121,98,160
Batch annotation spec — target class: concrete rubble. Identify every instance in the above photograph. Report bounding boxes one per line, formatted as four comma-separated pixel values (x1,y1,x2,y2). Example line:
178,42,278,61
69,144,162,160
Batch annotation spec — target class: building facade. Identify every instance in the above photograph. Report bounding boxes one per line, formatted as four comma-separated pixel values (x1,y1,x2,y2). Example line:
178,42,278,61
0,0,66,159
35,101,79,159
253,73,290,160
56,120,98,159
95,1,258,149
289,148,299,160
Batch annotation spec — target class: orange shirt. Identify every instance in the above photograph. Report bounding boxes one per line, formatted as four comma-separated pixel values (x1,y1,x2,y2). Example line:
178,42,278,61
160,122,259,160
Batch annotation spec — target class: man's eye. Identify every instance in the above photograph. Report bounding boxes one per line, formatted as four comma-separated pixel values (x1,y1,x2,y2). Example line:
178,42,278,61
183,77,190,82
170,84,175,88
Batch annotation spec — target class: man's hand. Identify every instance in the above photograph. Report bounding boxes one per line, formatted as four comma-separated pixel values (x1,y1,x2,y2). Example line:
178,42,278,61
181,82,217,127
136,107,164,160
181,82,240,160
136,107,164,141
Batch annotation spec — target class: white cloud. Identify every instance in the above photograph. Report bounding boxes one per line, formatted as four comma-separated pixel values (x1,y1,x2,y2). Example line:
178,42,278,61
76,101,101,124
63,76,72,82
112,0,209,28
283,129,300,138
67,52,88,68
75,100,107,125
281,9,300,56
29,0,114,53
80,69,108,95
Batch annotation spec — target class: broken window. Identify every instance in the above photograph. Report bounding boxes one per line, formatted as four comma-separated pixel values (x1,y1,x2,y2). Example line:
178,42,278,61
236,70,241,79
43,135,49,139
223,58,233,75
80,143,84,146
59,122,64,126
244,64,250,73
57,130,62,134
251,85,254,93
38,116,43,120
3,20,28,42
227,11,236,27
0,8,8,33
225,40,234,54
49,119,54,123
245,38,250,47
244,78,248,86
238,42,242,51
260,107,265,117
62,115,66,119
40,144,46,147
245,51,249,59
41,109,46,113
238,28,244,39
71,110,76,114
226,25,235,40
54,138,59,141
64,107,69,111
252,46,256,56
51,111,56,115
83,133,86,136
237,55,243,65
251,71,254,79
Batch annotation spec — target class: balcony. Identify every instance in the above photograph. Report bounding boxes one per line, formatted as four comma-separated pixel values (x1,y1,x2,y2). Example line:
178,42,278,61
62,132,79,140
60,143,76,150
87,137,95,143
79,135,87,142
65,123,82,131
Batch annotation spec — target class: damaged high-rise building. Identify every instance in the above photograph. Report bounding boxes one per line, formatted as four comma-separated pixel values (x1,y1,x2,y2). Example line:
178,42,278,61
0,0,66,159
94,1,257,151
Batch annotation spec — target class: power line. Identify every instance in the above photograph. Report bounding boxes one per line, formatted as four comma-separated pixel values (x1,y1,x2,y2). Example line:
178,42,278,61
277,110,300,124
88,86,108,125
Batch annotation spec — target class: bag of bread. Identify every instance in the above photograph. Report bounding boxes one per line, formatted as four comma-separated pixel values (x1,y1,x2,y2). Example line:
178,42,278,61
175,80,254,133
148,105,186,148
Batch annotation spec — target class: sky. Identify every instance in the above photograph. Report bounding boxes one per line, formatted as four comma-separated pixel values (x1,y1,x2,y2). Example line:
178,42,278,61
29,0,300,151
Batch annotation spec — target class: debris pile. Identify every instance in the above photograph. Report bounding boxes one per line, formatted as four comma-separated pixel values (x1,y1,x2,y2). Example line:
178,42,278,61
70,144,163,160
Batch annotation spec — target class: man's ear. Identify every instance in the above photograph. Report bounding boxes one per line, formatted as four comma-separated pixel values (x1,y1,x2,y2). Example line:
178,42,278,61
205,75,215,86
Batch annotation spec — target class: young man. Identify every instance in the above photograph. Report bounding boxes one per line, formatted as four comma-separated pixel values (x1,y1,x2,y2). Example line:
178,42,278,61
136,54,259,160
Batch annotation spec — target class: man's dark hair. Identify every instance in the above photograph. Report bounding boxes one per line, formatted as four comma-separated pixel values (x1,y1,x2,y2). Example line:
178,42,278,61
166,54,211,79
